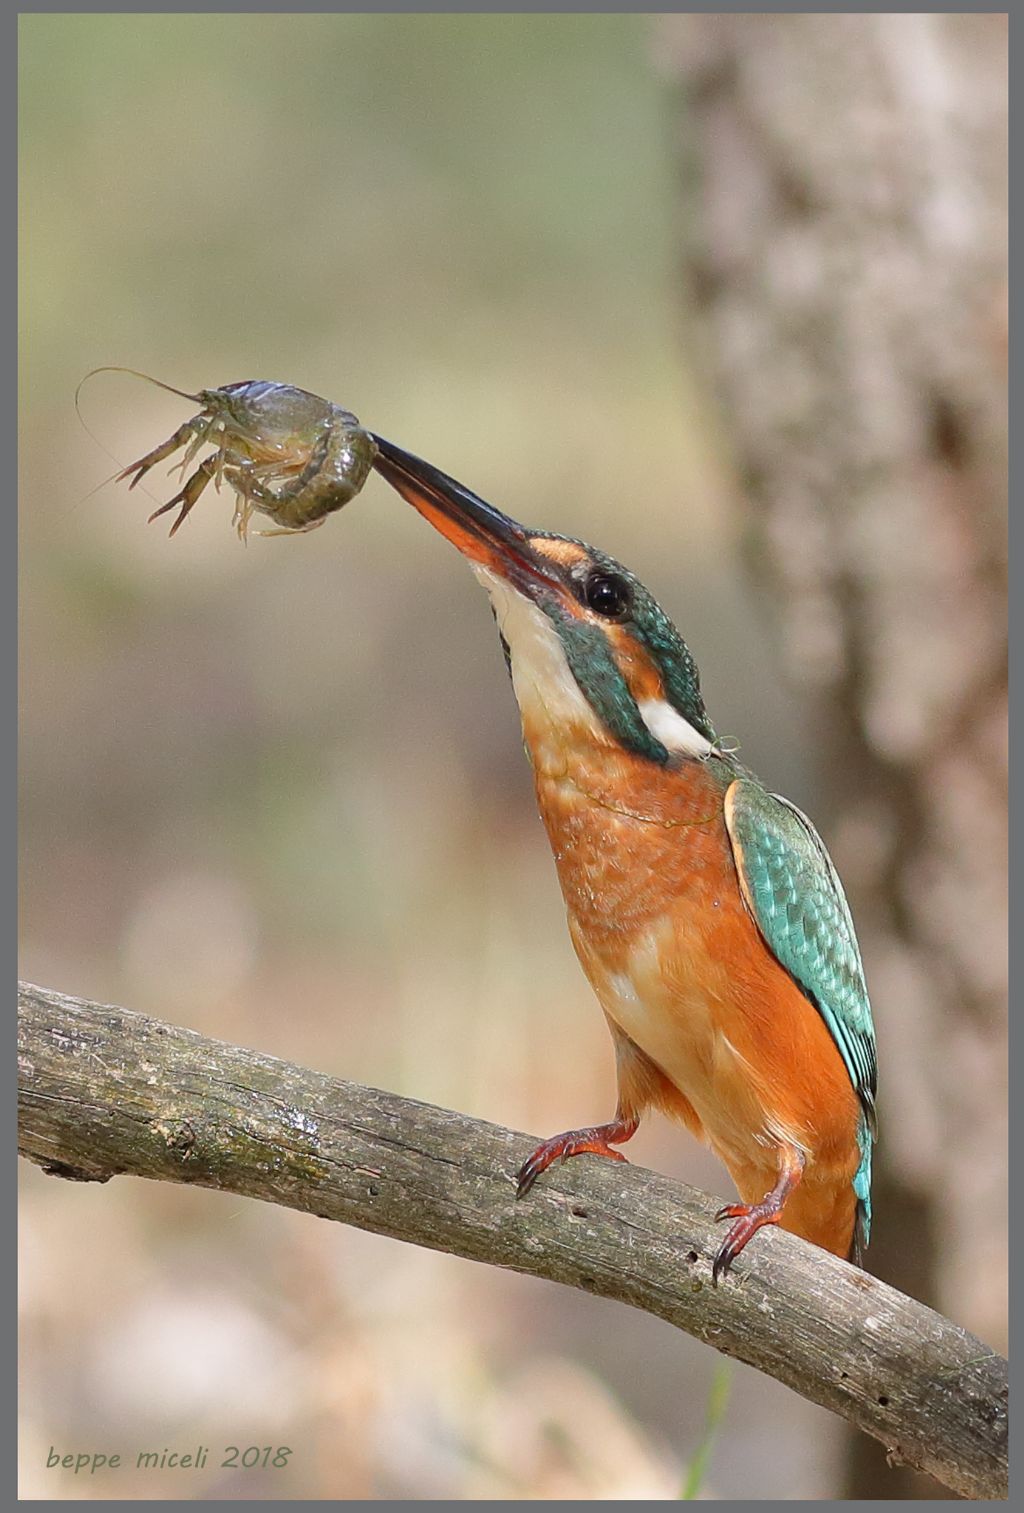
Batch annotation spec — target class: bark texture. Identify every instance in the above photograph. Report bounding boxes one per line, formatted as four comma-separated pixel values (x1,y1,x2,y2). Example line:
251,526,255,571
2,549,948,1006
17,981,1008,1501
663,12,1007,1498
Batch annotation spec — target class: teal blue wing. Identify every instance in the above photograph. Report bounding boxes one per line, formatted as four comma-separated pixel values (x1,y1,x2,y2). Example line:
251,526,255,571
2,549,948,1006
724,779,876,1249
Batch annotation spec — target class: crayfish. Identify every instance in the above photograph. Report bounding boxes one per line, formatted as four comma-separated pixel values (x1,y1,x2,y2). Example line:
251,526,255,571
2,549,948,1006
96,370,378,540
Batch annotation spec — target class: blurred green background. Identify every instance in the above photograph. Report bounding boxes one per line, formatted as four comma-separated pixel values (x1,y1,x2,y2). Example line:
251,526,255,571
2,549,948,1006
21,13,873,1501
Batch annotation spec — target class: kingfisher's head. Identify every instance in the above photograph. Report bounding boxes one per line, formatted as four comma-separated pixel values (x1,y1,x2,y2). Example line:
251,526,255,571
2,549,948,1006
372,437,719,766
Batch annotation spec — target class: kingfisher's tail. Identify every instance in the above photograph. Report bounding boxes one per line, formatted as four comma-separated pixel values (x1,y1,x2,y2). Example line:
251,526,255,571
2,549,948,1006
849,1115,873,1264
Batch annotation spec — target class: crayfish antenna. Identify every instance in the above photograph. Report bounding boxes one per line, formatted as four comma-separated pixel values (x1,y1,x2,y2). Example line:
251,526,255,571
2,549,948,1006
75,366,204,411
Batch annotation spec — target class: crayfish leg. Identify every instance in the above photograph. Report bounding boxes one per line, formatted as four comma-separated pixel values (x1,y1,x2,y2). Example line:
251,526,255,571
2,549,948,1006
230,489,258,544
255,518,328,538
147,457,218,536
116,419,205,491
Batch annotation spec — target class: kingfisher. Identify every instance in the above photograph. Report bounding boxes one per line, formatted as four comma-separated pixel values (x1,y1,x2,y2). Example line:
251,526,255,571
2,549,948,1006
370,435,877,1280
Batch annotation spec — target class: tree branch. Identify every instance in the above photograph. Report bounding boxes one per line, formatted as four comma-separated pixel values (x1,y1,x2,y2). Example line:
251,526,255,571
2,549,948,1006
18,981,1006,1499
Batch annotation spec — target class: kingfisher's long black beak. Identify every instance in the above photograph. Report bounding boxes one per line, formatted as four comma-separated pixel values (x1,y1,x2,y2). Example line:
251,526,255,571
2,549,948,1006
370,435,565,602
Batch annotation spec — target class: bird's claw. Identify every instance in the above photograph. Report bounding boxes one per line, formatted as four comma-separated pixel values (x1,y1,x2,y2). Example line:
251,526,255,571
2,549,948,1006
515,1120,637,1199
711,1201,782,1285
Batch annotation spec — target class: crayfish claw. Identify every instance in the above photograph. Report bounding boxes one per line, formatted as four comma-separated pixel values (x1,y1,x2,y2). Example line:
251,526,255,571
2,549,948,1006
117,420,205,493
146,457,217,536
115,459,149,490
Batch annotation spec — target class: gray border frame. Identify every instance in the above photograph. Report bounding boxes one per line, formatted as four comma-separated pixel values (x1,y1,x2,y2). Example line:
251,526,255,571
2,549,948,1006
15,4,1009,1509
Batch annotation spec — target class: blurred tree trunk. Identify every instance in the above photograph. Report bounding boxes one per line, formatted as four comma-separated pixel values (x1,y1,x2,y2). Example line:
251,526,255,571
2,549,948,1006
663,13,1007,1500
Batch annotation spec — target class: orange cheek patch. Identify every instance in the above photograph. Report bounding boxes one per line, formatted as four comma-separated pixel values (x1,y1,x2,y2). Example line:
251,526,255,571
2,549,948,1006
605,627,666,704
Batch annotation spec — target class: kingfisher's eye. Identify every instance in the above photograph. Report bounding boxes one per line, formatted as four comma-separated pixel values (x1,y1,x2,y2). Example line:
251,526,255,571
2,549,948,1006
584,570,632,620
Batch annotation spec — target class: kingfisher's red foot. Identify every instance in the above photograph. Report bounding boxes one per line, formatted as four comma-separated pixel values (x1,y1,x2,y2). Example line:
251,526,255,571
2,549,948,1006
712,1201,784,1285
516,1115,639,1199
712,1148,805,1285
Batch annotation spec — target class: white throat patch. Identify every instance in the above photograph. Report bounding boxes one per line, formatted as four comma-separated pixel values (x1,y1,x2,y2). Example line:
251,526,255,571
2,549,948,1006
471,565,599,735
636,698,715,761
